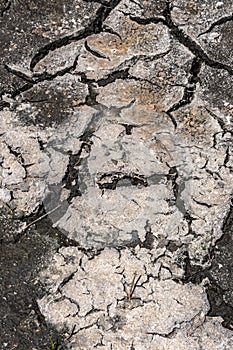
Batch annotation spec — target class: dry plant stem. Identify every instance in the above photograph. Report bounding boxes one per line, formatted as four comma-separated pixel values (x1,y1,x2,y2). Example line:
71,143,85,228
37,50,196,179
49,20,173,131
21,204,61,232
127,273,141,300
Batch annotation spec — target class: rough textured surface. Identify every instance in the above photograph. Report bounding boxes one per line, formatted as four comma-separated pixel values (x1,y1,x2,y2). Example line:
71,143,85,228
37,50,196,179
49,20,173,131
0,0,233,349
38,247,210,349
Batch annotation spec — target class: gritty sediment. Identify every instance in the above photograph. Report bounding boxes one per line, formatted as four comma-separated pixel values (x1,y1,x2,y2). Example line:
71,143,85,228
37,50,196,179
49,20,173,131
0,0,233,349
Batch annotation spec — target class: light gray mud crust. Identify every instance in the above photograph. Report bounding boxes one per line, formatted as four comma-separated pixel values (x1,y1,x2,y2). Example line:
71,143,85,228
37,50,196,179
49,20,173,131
0,0,233,349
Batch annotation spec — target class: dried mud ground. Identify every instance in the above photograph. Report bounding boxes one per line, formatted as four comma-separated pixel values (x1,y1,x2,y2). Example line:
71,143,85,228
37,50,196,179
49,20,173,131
0,0,233,349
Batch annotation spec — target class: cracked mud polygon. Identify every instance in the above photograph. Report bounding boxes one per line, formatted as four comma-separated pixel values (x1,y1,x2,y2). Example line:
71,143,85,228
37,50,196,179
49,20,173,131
0,0,233,349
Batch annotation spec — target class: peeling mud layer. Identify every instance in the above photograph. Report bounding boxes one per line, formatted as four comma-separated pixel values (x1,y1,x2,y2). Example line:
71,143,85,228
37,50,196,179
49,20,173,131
0,0,233,349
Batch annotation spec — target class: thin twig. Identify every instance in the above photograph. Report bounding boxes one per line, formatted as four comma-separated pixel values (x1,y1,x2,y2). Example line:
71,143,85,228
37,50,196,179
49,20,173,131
21,204,61,232
127,273,141,300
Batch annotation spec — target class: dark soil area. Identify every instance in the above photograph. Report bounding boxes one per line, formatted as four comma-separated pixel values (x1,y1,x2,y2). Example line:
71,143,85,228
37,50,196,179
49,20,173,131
0,208,67,350
184,203,233,330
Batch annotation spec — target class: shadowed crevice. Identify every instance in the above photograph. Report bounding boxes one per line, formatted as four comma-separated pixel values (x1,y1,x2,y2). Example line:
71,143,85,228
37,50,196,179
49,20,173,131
198,13,233,37
129,3,233,75
166,56,202,125
1,0,11,17
29,0,122,70
182,204,233,330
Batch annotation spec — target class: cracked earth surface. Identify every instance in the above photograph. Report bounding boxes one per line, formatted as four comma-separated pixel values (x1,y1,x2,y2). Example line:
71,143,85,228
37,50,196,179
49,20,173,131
0,0,233,349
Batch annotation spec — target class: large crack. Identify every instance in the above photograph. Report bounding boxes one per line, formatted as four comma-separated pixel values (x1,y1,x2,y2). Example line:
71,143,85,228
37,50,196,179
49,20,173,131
61,135,94,204
76,53,166,92
95,51,169,87
96,171,148,190
1,0,232,110
1,2,168,104
1,1,233,347
198,13,233,37
166,56,202,126
84,40,110,60
2,34,157,108
5,54,80,98
129,2,233,75
166,165,198,240
62,151,83,204
29,0,122,71
183,203,233,330
0,0,123,105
